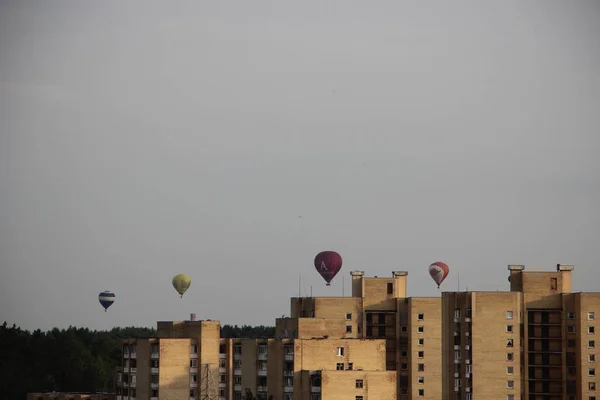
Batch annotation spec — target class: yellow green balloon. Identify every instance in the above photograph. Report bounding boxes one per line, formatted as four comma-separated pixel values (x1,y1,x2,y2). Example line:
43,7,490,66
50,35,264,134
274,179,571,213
172,273,192,298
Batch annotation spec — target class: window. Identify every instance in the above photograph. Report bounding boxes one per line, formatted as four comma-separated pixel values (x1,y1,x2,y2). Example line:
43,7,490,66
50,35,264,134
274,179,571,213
506,311,513,319
507,396,514,400
233,345,242,354
550,277,558,290
466,308,472,318
346,313,352,320
507,353,514,361
418,313,424,320
590,382,596,391
507,380,514,389
387,282,393,294
506,325,513,332
590,354,596,362
455,350,461,360
466,364,472,374
234,360,242,369
355,379,363,388
418,338,424,346
418,376,424,384
234,393,242,400
347,363,353,370
568,339,576,348
418,363,425,371
568,325,576,333
401,350,408,357
190,359,198,367
346,325,352,333
507,366,514,374
190,343,198,353
336,363,344,370
219,374,226,383
590,340,596,349
418,389,424,397
418,351,424,358
590,397,597,400
401,363,408,370
506,339,514,347
219,359,226,368
356,396,363,400
590,312,596,321
258,345,267,354
337,347,344,356
590,368,596,376
568,312,575,319
190,389,197,397
455,378,461,387
590,326,596,334
234,376,242,384
418,326,424,333
455,309,461,319
401,325,408,333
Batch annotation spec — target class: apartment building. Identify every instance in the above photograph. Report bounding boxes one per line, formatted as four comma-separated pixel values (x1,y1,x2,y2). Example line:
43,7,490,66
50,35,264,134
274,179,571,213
441,264,600,400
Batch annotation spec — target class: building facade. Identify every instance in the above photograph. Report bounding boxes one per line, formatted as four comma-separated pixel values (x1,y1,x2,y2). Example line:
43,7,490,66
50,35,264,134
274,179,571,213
117,264,598,400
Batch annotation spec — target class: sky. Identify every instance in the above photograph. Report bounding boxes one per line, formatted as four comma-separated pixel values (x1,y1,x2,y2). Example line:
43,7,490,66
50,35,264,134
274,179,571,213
0,0,599,332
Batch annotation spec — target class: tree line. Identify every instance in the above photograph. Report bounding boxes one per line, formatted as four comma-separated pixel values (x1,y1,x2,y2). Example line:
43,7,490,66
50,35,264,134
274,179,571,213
0,321,275,400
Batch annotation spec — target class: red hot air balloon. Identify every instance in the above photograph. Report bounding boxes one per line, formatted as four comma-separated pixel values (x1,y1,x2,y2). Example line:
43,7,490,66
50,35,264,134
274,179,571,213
429,261,449,289
314,251,343,286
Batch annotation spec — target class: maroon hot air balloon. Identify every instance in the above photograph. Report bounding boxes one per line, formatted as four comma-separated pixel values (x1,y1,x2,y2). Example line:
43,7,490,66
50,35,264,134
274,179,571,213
314,251,343,286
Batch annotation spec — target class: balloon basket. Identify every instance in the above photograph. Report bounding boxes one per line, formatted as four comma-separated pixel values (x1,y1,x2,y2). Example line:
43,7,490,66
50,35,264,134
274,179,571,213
326,283,331,286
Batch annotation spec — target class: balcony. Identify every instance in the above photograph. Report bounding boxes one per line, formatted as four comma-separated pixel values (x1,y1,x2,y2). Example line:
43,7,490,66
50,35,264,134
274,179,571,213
284,386,293,393
311,386,321,393
191,367,198,373
219,367,226,373
284,371,294,377
190,353,198,359
130,382,136,388
151,353,159,359
258,353,268,361
151,383,159,389
454,345,460,350
465,317,471,322
234,385,242,391
123,353,130,359
190,382,198,388
219,353,227,359
130,368,137,373
130,353,137,359
151,397,158,400
257,386,267,393
234,368,242,376
151,368,159,374
285,354,294,361
454,373,459,378
219,382,227,389
234,354,242,361
258,370,267,376
123,383,129,388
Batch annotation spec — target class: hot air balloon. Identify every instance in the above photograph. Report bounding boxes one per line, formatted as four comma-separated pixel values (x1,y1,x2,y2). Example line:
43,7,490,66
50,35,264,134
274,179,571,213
429,261,449,289
172,273,192,298
99,290,115,312
314,251,343,286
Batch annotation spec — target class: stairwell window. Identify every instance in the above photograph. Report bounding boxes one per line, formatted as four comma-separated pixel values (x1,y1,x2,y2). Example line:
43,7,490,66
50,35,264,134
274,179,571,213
355,379,363,388
507,380,514,389
506,325,513,332
347,363,353,370
590,340,596,349
418,389,424,397
506,339,514,347
387,282,393,294
337,347,344,356
418,338,424,346
336,363,344,370
346,313,352,320
506,311,514,319
507,353,514,361
590,312,596,321
417,313,424,321
590,368,596,377
418,326,424,333
418,363,425,371
568,325,576,334
589,326,595,334
550,277,558,290
356,396,363,400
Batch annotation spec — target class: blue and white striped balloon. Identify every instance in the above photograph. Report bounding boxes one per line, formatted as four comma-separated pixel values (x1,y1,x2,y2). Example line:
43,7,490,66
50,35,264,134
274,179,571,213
99,291,116,312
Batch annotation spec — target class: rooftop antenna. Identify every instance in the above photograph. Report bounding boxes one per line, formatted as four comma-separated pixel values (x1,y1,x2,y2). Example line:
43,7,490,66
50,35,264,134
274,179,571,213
458,271,460,292
298,273,301,298
310,286,313,297
342,275,345,297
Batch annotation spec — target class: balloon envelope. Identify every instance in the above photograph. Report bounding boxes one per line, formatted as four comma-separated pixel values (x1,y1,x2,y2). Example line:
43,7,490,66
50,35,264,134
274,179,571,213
429,261,449,288
314,251,343,286
99,291,115,312
172,273,192,298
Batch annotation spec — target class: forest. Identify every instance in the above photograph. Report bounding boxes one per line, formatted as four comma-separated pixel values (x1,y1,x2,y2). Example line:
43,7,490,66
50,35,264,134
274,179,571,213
0,321,275,400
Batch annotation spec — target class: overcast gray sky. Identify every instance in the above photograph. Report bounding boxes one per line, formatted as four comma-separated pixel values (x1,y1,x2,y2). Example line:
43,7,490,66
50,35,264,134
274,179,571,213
1,0,599,332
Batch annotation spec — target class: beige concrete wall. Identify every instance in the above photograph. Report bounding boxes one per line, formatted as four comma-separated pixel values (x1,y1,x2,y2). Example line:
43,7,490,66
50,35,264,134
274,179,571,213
158,339,191,400
576,292,600,400
409,297,442,400
471,292,522,400
276,317,348,339
320,370,397,400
